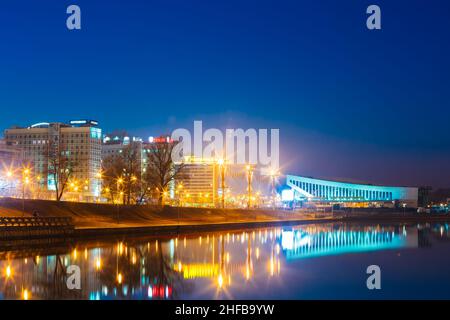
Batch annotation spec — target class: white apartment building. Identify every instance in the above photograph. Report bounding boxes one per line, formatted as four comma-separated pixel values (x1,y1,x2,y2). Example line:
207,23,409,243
4,120,102,201
175,156,219,207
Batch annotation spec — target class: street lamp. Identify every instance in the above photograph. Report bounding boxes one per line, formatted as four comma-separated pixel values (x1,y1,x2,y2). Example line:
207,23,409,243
246,165,254,209
22,167,31,216
269,168,279,210
218,159,226,209
116,177,124,224
177,183,184,207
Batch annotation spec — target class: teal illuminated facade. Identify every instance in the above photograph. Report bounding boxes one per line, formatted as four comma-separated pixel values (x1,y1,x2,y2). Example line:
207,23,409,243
281,227,418,260
286,175,418,207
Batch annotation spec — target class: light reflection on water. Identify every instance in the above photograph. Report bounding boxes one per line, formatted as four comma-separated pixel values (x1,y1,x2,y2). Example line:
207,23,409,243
0,222,449,300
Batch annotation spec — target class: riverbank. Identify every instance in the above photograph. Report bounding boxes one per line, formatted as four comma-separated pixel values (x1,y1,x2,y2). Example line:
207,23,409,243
1,198,449,239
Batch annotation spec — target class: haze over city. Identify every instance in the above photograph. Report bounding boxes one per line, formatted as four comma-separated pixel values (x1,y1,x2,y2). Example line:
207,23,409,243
1,0,449,188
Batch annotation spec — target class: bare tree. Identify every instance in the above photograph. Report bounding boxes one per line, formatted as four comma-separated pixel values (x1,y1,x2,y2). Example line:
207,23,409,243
45,140,77,201
101,155,125,203
144,139,185,206
121,143,141,205
102,143,141,205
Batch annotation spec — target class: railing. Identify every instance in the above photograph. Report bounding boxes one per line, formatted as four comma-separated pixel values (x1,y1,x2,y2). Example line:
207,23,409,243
0,216,74,239
0,216,73,228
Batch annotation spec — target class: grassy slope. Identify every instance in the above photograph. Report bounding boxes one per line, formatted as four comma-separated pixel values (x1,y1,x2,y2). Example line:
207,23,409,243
0,198,308,229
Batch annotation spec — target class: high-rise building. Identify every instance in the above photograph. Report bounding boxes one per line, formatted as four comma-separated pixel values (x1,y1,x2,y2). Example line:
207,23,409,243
4,120,102,201
102,133,147,175
175,156,219,207
102,134,174,177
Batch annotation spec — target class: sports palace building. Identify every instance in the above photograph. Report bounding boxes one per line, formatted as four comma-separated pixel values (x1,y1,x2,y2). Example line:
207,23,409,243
286,175,419,208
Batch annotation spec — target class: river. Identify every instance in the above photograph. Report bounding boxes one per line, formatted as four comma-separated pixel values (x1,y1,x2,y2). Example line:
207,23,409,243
1,221,449,299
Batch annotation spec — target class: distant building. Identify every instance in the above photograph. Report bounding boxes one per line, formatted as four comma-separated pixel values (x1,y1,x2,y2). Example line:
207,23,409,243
101,133,161,175
0,139,21,168
286,175,419,208
4,120,102,201
175,156,219,207
418,186,432,207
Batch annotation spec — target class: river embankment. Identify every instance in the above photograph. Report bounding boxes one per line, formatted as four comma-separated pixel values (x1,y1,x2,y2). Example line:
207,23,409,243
0,198,448,239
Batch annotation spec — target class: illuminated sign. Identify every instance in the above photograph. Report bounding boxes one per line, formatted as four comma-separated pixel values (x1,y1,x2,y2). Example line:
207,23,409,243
30,122,50,128
70,120,99,126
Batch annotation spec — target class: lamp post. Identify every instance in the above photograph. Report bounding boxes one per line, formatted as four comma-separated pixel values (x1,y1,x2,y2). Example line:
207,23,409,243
177,183,184,207
218,159,226,209
22,168,30,216
116,177,123,223
246,165,253,209
269,169,279,210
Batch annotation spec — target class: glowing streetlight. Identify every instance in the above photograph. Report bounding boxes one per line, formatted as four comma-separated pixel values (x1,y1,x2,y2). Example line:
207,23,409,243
217,159,226,209
269,168,279,210
5,265,12,279
21,167,31,216
217,274,224,289
95,258,102,271
245,165,254,209
22,289,30,300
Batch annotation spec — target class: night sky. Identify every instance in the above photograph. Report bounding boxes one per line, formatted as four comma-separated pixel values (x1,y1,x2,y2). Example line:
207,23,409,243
0,0,449,188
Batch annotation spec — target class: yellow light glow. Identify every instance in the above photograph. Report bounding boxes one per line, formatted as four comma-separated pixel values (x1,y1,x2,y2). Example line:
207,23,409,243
117,273,123,284
218,274,224,288
22,289,30,300
177,264,219,279
95,258,102,270
6,265,12,278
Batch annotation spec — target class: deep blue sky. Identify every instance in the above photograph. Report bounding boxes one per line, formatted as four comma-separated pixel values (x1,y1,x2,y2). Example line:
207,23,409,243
0,0,449,187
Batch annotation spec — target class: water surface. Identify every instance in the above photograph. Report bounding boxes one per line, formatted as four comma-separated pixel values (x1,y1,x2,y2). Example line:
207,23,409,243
1,221,449,299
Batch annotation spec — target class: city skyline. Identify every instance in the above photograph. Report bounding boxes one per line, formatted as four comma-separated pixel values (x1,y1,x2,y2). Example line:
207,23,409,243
1,0,449,188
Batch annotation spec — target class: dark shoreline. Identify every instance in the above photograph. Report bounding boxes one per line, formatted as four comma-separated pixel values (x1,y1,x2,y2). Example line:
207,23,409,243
1,198,449,242
74,214,450,240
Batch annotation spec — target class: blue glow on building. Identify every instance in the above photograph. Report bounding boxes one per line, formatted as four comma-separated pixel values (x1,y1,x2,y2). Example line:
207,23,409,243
286,175,418,206
90,127,102,140
281,228,417,260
